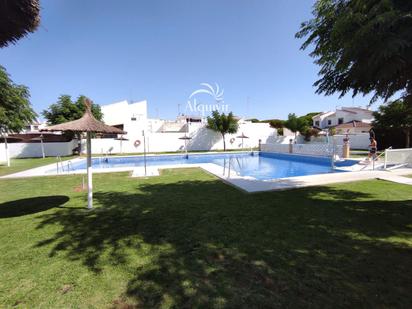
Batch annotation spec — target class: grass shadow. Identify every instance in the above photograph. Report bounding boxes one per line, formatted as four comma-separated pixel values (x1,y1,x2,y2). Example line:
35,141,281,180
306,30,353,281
35,178,412,307
0,196,70,218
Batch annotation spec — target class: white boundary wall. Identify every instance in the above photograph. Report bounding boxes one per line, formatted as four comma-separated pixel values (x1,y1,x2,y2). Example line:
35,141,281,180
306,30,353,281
0,146,6,162
82,123,278,154
0,141,76,159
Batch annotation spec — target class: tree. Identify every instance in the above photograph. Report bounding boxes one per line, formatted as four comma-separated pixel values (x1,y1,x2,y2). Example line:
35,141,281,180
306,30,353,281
283,113,309,140
269,119,285,136
206,111,239,151
303,127,321,142
268,119,284,129
42,95,103,153
296,0,412,106
0,66,36,166
373,100,412,148
299,112,320,126
42,95,103,125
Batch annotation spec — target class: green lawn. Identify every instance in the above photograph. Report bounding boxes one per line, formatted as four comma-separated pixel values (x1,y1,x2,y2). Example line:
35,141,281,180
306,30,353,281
0,156,75,177
0,169,411,308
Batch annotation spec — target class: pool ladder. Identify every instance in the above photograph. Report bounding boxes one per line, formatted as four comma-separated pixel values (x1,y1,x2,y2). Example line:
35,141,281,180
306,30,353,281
223,156,242,178
56,156,74,174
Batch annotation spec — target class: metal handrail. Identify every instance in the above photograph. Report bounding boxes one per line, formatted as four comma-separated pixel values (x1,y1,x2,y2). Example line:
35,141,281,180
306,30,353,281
66,160,73,173
226,156,242,178
373,146,392,170
330,138,336,170
56,156,63,173
382,146,392,169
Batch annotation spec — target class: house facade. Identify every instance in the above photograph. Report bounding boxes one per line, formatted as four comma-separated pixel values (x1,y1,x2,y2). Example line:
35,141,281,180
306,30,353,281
100,100,148,137
312,107,374,130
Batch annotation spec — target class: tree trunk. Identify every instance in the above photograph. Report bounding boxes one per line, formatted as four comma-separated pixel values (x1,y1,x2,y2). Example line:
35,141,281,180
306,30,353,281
222,133,226,151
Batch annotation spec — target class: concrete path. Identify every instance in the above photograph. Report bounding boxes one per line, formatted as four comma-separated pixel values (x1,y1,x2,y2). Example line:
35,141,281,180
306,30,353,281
377,174,412,186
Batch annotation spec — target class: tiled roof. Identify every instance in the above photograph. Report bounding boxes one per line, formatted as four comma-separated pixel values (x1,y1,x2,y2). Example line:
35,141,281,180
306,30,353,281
334,120,372,129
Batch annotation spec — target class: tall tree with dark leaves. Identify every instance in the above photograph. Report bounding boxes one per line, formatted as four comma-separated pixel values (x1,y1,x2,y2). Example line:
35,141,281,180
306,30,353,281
42,95,103,152
42,95,103,125
296,0,412,106
373,100,412,148
0,65,36,166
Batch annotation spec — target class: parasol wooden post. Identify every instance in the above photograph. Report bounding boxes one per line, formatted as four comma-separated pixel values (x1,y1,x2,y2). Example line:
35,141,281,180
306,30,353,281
4,135,10,167
40,137,45,158
86,132,93,209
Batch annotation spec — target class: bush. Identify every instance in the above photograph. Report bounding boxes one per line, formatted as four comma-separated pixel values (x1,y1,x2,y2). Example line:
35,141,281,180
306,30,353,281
303,128,320,142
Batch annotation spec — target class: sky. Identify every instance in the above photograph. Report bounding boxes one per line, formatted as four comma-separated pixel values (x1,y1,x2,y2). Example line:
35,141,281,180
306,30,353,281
1,0,377,121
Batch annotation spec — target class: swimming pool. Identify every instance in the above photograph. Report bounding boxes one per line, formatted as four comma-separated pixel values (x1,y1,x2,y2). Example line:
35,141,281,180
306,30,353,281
64,152,356,180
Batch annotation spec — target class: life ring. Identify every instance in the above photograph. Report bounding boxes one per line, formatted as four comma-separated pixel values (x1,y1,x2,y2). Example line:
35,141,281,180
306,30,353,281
230,138,235,144
134,140,141,147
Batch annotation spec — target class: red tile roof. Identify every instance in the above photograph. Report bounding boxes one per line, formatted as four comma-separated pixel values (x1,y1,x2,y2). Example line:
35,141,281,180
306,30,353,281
334,120,372,129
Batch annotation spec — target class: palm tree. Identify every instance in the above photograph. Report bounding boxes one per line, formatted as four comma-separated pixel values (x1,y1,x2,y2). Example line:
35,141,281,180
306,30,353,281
206,111,239,151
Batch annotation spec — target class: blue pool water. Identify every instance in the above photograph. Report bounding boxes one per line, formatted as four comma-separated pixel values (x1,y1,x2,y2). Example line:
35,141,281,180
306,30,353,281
66,152,356,180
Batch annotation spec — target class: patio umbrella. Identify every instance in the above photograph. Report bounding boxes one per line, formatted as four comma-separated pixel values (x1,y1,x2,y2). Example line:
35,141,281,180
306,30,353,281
115,135,129,154
0,0,40,47
30,134,45,158
178,134,192,158
42,99,126,209
236,132,249,149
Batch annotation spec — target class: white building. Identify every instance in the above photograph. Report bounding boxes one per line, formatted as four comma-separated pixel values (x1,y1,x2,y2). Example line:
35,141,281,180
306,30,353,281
312,107,374,129
100,100,148,137
21,120,47,133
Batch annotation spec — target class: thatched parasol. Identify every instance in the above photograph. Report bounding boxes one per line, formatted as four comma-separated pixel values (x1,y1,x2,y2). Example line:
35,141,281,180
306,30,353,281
236,132,249,149
42,99,126,209
0,0,40,47
178,134,192,158
115,135,129,154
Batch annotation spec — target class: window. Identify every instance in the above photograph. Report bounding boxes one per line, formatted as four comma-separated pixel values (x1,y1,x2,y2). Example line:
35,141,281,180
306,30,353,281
327,119,332,126
338,118,344,125
315,121,320,127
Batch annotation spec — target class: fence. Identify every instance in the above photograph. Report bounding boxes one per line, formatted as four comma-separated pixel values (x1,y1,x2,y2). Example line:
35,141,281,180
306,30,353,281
384,148,412,168
261,142,343,157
